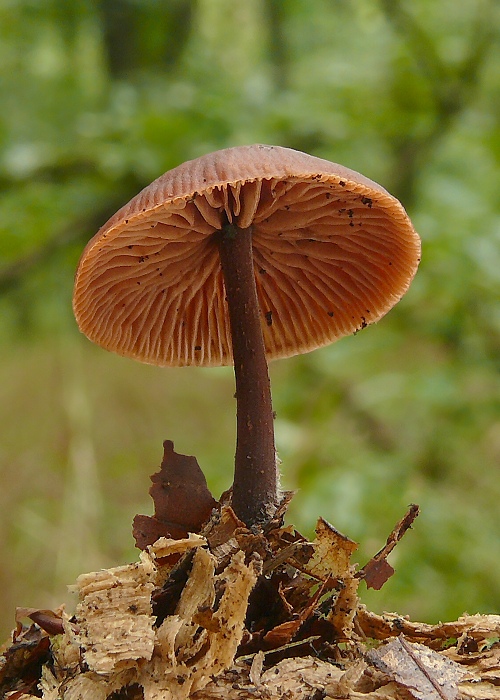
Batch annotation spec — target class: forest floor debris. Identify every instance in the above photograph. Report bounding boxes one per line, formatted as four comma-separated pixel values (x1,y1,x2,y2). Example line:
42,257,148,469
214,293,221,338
2,443,499,699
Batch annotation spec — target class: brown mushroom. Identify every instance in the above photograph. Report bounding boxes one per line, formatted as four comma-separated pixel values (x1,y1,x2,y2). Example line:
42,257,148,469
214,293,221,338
73,144,421,526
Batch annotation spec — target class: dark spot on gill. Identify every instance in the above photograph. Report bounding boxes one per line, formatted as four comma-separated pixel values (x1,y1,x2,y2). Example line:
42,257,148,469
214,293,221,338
265,311,273,327
354,316,368,336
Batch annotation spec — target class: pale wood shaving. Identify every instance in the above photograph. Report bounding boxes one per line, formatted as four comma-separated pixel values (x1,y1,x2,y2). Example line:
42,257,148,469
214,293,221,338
37,543,260,700
73,556,157,673
149,533,207,559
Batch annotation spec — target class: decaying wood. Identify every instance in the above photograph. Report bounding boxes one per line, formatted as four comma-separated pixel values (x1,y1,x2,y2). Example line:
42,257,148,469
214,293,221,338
357,605,500,645
35,535,261,700
2,512,499,699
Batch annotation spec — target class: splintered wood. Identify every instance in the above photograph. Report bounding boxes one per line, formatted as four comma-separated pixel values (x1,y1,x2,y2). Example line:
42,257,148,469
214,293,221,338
2,510,499,699
38,535,260,700
73,555,156,674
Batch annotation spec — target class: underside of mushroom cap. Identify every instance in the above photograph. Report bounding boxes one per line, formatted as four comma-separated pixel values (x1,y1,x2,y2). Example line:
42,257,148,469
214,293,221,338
73,145,421,367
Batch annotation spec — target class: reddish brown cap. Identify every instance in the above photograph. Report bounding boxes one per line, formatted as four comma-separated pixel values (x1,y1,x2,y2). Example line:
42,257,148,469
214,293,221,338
73,145,421,367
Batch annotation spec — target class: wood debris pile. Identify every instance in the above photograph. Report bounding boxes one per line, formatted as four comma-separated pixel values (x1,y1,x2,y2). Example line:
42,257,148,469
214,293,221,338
1,442,498,699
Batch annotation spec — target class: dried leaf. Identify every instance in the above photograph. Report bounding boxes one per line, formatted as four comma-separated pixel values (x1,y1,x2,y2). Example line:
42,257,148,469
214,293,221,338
133,440,218,549
305,517,358,581
15,608,64,636
0,624,50,698
367,635,467,700
358,505,419,590
133,513,187,549
361,558,396,591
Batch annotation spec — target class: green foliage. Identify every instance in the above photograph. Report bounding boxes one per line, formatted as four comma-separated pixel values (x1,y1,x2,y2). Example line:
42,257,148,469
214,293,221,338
0,0,499,638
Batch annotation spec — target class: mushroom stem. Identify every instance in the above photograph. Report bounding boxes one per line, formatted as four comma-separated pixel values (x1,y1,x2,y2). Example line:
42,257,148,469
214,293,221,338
217,222,278,526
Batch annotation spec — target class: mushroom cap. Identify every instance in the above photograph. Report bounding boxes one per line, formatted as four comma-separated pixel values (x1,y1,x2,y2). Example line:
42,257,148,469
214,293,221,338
73,145,421,367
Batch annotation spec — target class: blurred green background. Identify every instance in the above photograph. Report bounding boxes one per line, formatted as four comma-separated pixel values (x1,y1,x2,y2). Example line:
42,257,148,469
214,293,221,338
1,0,499,641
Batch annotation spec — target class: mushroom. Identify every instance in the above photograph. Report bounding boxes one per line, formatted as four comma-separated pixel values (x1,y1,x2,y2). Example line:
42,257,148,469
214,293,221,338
73,145,421,527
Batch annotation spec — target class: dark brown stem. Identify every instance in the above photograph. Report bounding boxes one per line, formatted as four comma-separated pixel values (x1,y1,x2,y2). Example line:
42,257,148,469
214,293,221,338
217,223,278,526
